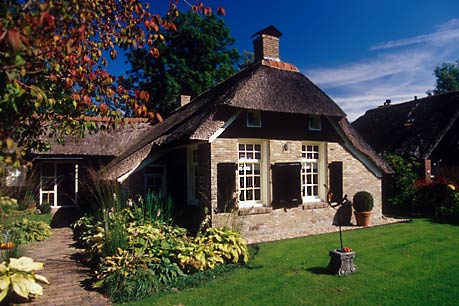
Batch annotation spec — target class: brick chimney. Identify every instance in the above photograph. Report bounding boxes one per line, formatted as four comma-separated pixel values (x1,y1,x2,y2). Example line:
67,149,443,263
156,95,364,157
251,25,282,62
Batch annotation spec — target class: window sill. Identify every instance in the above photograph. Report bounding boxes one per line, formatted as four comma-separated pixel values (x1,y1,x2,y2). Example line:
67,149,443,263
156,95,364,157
301,202,329,209
238,206,272,216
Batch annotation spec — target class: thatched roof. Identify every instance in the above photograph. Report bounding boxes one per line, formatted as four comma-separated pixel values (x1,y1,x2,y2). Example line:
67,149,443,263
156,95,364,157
336,118,393,174
101,60,392,179
35,118,153,157
352,92,459,159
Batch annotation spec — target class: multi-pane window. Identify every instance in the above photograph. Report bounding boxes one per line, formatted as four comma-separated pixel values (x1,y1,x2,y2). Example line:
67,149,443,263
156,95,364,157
301,144,320,200
40,164,56,206
238,143,262,203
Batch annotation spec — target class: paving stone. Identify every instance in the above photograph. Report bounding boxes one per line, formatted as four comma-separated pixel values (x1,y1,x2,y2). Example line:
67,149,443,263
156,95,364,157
20,227,110,306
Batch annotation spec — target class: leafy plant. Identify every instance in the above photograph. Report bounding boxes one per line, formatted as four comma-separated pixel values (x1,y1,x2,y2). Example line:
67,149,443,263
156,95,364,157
178,227,249,272
3,219,51,244
133,192,174,225
126,10,240,116
0,257,49,302
102,209,128,257
72,187,249,303
353,191,374,212
413,180,459,218
0,196,18,216
97,262,160,303
0,1,223,167
95,247,185,303
385,154,419,209
38,202,51,214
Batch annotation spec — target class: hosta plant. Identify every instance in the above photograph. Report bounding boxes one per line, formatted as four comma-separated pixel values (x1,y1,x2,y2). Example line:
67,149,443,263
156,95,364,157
178,227,249,272
3,219,51,244
0,257,49,302
197,227,249,264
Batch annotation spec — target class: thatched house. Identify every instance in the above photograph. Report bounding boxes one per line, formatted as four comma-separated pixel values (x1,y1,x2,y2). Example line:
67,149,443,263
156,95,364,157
98,26,392,243
352,92,459,182
31,117,152,207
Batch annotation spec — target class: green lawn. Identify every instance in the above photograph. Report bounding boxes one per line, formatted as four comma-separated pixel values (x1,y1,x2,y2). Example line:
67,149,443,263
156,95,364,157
123,219,459,306
6,212,52,225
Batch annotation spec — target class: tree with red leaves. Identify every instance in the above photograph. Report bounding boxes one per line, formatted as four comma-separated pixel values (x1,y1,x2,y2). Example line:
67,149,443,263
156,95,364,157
0,0,224,168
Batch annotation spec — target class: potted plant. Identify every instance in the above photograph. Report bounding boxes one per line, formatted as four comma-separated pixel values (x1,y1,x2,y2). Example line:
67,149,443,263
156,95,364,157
353,191,373,226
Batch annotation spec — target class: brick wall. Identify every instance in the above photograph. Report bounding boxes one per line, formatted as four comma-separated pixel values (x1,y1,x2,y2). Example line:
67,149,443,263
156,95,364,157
327,143,382,220
253,34,280,61
210,138,383,243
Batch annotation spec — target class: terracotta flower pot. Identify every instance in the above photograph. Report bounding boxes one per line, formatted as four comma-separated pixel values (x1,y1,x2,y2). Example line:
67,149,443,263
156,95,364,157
354,211,372,226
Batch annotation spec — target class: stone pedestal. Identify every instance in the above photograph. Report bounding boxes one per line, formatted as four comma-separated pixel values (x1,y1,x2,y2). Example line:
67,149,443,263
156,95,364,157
327,249,357,275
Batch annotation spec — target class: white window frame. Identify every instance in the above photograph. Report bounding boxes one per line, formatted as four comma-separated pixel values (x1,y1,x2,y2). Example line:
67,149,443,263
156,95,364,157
309,115,321,131
237,140,268,208
301,142,326,202
39,162,79,207
143,165,166,196
187,145,200,205
247,110,262,128
40,163,57,207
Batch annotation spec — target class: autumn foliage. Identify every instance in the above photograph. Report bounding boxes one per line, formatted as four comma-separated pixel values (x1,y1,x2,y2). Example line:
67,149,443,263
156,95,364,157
0,0,224,167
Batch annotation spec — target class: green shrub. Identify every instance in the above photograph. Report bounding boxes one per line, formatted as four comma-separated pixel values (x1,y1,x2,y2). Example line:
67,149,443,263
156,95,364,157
38,202,51,214
78,214,249,303
413,180,459,218
176,227,248,273
353,191,374,212
385,154,419,209
3,219,51,244
95,245,185,302
72,215,97,244
72,182,250,303
98,263,160,303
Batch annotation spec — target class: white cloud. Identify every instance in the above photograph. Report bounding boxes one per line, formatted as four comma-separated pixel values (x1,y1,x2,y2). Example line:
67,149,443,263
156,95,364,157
306,51,430,87
370,18,459,50
302,19,459,122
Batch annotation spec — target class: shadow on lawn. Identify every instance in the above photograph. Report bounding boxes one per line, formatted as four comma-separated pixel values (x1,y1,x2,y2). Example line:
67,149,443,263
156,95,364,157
427,216,459,226
305,267,331,275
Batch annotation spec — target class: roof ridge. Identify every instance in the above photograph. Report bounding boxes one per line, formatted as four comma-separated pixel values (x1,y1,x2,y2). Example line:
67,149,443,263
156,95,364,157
369,91,459,113
261,59,299,72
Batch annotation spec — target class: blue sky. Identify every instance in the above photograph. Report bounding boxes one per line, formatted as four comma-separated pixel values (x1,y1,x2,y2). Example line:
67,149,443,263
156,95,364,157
219,0,459,121
113,0,459,121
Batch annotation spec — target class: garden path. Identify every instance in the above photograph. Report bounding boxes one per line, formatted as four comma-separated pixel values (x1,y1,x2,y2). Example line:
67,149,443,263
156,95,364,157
22,227,110,306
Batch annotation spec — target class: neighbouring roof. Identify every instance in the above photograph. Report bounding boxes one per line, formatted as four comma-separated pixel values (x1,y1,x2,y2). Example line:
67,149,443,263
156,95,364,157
336,118,393,174
101,60,391,180
352,92,459,159
35,118,153,157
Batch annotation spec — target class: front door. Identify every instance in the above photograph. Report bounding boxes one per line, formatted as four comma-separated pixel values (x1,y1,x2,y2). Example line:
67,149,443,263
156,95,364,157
40,162,78,207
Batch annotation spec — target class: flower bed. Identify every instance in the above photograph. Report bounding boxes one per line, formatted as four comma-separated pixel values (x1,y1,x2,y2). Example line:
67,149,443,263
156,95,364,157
73,194,249,303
